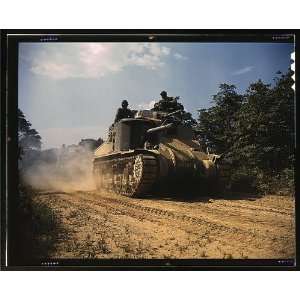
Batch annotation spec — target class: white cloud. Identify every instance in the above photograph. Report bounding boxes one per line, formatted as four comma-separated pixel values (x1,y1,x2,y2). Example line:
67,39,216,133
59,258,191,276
31,62,74,80
27,43,175,79
232,66,254,75
174,52,188,60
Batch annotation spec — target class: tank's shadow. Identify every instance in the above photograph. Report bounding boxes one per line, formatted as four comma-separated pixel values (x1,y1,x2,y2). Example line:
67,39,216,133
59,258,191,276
143,190,261,203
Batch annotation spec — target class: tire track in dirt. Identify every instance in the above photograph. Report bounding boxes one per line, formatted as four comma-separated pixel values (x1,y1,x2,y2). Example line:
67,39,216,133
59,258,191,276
54,192,259,257
35,191,295,259
76,191,255,235
87,190,293,216
80,191,295,258
73,192,296,250
37,192,215,258
39,192,250,255
209,201,293,216
152,200,294,236
79,191,294,240
36,193,142,258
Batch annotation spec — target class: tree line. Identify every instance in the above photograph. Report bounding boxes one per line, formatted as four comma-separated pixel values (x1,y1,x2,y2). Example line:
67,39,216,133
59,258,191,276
197,70,294,195
18,109,103,165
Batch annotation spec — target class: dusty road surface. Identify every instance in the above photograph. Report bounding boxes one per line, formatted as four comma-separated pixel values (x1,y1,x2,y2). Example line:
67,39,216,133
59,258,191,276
34,190,295,259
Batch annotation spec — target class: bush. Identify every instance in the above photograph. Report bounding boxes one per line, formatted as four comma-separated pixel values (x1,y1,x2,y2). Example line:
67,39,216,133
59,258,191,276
217,163,294,196
228,167,259,193
264,168,294,196
197,70,295,197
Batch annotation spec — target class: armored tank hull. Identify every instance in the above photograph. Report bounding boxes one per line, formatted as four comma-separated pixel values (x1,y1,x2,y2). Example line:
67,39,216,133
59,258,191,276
93,110,219,197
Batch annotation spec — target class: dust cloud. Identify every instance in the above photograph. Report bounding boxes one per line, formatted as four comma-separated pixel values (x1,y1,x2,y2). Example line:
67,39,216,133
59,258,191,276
21,146,96,192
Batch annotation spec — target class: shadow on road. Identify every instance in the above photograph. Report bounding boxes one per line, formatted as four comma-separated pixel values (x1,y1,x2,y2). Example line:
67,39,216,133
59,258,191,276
145,191,261,203
12,186,66,266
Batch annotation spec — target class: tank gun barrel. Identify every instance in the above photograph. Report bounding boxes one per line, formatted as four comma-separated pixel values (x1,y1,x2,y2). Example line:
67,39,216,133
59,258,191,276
147,123,173,134
164,109,183,118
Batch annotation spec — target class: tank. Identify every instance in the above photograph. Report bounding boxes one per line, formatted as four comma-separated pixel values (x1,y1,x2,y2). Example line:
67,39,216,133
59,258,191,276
93,109,220,197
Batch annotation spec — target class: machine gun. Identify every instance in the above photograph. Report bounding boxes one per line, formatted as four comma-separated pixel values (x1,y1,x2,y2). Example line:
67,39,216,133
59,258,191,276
146,110,183,135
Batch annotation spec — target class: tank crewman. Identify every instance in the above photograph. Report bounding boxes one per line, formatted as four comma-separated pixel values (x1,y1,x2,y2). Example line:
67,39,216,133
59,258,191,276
153,91,184,112
114,100,134,123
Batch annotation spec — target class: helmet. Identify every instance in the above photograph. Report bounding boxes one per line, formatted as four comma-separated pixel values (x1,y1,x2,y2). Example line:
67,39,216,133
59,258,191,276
160,91,167,97
122,100,128,107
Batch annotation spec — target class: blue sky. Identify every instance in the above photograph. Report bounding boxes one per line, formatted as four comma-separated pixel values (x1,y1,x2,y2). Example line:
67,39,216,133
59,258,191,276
19,42,294,149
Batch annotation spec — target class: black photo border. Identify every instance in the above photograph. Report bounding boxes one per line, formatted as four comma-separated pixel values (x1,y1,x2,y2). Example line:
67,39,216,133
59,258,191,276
1,29,299,270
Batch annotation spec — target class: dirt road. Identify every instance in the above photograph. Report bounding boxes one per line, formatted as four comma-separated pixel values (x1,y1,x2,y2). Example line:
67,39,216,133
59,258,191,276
34,190,295,259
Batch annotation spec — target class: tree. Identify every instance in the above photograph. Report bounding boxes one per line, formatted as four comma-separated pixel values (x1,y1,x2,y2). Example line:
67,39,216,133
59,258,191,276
236,71,294,174
197,84,243,154
18,109,42,159
270,70,295,170
197,70,295,194
234,80,272,168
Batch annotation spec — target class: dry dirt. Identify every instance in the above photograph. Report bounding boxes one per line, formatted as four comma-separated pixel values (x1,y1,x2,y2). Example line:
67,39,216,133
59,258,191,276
34,190,295,259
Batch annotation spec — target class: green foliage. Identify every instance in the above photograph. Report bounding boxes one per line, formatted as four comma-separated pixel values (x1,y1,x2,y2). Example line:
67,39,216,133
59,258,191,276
197,70,295,195
18,109,42,158
198,84,243,154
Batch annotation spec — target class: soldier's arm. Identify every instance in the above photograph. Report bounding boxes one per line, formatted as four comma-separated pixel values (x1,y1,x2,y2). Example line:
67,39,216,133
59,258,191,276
114,108,122,123
129,109,134,118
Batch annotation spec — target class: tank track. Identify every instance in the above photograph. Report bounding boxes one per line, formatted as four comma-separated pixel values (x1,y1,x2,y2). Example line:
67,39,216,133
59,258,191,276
93,154,158,197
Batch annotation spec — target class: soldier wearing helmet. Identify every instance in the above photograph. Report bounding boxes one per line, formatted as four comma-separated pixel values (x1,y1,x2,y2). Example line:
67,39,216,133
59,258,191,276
114,100,134,123
160,90,168,101
153,91,184,112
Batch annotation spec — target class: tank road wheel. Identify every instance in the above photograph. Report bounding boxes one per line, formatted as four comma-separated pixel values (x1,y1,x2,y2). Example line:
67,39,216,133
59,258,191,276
133,155,143,181
120,165,133,195
118,156,142,197
94,155,158,197
121,155,158,197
